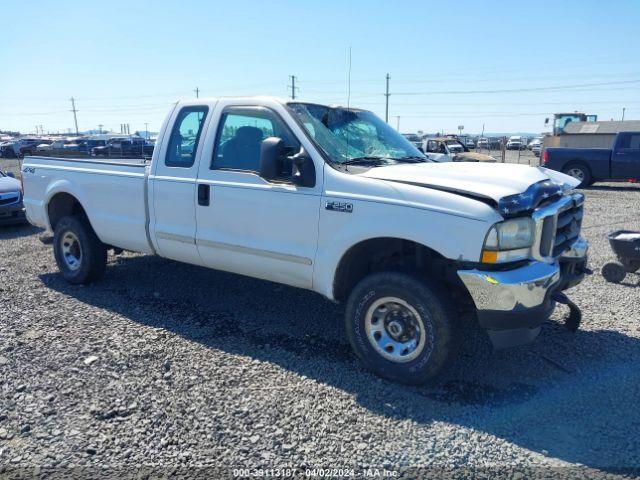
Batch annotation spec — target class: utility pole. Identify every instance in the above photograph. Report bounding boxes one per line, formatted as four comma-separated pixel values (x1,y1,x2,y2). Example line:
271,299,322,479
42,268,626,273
70,97,79,135
395,116,401,132
98,124,103,134
622,107,626,122
384,73,390,123
288,75,298,99
144,123,149,139
194,86,200,98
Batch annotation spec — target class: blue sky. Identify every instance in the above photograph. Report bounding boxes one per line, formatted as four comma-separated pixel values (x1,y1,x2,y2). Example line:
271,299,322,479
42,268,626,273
1,0,638,135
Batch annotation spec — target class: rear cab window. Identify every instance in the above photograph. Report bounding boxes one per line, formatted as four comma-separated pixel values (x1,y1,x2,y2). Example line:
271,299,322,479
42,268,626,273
165,106,209,168
618,133,640,150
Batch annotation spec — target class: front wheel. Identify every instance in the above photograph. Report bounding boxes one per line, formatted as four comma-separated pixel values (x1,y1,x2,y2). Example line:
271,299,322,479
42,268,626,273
53,215,107,284
345,272,455,385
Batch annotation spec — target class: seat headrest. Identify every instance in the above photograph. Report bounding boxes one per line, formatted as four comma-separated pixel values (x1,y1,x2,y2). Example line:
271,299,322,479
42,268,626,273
235,126,263,143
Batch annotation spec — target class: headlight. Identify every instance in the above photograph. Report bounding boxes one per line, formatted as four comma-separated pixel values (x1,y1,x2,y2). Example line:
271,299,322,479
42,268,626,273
481,217,534,263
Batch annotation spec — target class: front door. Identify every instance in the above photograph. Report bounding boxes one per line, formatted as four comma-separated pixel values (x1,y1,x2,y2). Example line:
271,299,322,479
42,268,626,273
195,105,321,289
611,132,640,180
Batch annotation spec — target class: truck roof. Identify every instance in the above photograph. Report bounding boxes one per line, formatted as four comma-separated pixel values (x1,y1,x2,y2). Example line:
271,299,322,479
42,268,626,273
176,96,366,111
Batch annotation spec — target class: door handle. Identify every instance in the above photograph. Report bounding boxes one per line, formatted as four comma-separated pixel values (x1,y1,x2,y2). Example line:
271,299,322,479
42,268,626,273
198,184,210,206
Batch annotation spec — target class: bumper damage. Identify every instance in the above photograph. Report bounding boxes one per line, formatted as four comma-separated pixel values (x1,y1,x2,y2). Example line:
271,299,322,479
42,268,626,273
458,237,588,349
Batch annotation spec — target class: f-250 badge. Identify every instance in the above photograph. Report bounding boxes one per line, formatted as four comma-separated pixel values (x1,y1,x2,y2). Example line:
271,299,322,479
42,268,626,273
325,201,353,213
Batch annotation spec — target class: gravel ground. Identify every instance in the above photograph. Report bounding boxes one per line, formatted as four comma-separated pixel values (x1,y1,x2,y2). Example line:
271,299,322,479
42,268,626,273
1,179,640,479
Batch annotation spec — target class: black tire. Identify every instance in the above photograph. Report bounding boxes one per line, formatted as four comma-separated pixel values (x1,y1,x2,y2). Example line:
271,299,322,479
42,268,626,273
53,215,107,284
621,258,640,273
601,262,626,283
562,163,591,188
345,271,455,385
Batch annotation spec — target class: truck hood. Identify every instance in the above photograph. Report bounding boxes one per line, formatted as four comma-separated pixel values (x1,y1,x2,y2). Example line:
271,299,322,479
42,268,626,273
359,162,579,214
0,175,21,194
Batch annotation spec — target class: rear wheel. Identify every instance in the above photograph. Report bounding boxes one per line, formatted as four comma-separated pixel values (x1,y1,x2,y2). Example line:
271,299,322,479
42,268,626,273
345,271,455,385
53,215,107,284
562,163,591,188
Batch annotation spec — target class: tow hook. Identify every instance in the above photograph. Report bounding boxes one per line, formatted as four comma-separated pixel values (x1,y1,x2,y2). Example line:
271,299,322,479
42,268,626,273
552,291,582,332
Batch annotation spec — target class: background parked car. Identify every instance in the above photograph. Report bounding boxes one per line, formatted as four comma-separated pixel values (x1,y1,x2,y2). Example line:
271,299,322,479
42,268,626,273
528,137,543,151
488,137,503,149
91,137,154,158
506,136,525,150
532,143,542,157
543,131,640,187
422,137,496,162
0,168,26,225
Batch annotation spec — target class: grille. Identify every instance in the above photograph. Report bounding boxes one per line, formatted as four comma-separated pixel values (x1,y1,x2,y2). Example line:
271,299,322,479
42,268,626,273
536,193,584,259
0,192,20,206
553,202,584,257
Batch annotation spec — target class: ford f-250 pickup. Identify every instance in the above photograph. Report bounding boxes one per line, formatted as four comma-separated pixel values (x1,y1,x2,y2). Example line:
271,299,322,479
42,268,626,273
22,97,589,385
543,131,640,187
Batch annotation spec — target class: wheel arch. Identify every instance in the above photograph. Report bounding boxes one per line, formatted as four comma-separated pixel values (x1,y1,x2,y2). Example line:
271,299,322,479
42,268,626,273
332,237,449,303
47,191,90,232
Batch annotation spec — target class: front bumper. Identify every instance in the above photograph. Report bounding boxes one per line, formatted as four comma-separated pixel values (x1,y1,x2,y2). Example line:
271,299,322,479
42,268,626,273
0,202,27,225
457,237,588,348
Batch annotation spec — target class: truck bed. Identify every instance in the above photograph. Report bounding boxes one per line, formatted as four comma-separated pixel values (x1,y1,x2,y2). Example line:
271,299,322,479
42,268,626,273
22,155,153,254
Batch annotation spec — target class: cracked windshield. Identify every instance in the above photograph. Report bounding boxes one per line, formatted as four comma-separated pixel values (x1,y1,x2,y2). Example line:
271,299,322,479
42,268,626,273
288,103,426,165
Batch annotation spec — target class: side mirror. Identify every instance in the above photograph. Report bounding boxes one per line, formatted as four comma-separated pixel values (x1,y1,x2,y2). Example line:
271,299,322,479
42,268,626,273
290,148,315,188
260,138,316,188
6,172,15,178
259,137,286,180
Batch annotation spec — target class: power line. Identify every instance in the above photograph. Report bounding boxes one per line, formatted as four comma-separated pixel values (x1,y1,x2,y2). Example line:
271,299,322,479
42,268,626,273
391,79,640,96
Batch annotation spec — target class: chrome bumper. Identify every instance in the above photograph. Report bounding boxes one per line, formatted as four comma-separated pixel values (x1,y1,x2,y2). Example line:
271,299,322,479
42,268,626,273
458,261,559,313
457,237,588,347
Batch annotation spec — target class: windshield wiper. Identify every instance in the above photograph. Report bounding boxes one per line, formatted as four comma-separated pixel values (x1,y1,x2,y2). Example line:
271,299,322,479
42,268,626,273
341,156,394,166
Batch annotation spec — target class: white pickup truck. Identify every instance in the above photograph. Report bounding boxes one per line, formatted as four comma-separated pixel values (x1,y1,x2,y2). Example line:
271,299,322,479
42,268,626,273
22,97,589,385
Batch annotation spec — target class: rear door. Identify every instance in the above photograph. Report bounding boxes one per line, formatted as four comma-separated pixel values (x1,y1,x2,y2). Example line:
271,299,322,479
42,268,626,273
611,133,640,180
194,103,321,289
150,103,212,265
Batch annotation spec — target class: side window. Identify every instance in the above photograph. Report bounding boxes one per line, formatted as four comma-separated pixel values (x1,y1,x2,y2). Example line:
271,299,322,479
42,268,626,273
165,106,208,168
211,107,299,175
619,134,640,150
